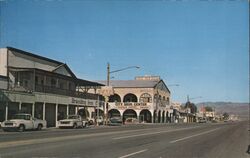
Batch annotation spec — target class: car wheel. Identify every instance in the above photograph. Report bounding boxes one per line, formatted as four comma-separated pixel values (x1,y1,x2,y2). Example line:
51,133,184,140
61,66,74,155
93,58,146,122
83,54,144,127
37,124,42,131
18,125,25,132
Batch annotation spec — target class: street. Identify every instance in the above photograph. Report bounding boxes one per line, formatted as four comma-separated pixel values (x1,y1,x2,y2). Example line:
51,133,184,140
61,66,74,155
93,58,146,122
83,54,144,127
0,121,249,158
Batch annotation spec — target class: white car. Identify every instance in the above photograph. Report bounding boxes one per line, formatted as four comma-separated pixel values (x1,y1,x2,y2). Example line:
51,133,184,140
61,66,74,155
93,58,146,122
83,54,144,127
1,114,47,132
58,115,88,129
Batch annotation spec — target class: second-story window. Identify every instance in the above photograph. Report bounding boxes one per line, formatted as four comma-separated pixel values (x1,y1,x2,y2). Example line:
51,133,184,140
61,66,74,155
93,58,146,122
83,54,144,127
140,93,152,103
51,78,56,88
68,83,72,90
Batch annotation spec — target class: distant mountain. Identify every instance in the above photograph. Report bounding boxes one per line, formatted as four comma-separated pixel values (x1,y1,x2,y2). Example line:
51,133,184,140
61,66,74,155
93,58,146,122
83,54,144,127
196,102,249,119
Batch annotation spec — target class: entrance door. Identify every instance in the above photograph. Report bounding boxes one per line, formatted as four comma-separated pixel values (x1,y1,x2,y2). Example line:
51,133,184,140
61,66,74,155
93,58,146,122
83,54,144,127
45,104,56,127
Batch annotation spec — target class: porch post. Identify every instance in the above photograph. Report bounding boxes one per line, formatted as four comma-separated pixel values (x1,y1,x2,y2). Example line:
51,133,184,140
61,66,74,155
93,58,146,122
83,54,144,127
5,104,8,121
55,104,58,127
43,102,46,120
66,105,69,116
32,103,35,118
19,102,22,111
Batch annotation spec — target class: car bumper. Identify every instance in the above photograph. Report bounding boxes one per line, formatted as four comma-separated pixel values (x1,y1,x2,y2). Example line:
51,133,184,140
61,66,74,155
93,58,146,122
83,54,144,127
2,127,19,131
58,124,74,128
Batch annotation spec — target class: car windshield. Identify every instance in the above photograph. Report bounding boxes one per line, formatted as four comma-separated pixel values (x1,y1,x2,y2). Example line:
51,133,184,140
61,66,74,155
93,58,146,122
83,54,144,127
67,115,78,119
12,114,30,120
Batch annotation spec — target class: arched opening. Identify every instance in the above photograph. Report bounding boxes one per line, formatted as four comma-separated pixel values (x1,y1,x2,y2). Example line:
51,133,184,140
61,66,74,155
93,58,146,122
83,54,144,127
77,108,89,119
95,109,104,117
158,110,161,123
139,93,152,103
123,93,138,102
123,109,137,122
139,109,152,123
153,110,157,123
108,94,121,102
166,111,169,123
108,109,121,118
162,111,165,123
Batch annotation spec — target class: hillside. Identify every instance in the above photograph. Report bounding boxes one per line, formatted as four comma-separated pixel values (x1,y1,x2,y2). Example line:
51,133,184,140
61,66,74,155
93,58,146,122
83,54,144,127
196,102,249,119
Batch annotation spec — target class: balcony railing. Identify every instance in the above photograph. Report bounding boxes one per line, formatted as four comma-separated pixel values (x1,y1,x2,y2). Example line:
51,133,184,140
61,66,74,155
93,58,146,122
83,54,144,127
8,84,102,100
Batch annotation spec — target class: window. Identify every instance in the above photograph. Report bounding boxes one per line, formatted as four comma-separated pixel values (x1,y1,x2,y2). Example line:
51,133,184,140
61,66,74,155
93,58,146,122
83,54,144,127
51,78,56,87
140,93,152,103
35,76,38,84
68,83,72,90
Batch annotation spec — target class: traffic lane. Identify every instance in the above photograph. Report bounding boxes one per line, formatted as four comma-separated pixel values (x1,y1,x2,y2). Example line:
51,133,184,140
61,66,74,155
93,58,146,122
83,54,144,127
137,121,249,158
0,124,205,149
0,123,203,143
0,122,229,157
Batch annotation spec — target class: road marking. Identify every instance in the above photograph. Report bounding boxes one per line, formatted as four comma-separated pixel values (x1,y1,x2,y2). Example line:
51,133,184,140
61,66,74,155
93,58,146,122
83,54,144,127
170,128,220,143
0,127,178,149
118,149,148,158
113,126,200,140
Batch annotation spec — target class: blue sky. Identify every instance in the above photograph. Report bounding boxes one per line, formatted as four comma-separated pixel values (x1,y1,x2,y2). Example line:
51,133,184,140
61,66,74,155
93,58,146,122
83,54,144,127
0,0,249,103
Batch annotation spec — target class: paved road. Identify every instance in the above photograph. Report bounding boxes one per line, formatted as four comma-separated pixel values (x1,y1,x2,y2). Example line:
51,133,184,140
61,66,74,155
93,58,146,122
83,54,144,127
0,121,249,158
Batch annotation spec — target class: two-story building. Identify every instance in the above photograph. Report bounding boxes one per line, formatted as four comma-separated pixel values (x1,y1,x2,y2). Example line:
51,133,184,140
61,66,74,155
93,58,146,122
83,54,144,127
0,47,103,127
96,76,172,123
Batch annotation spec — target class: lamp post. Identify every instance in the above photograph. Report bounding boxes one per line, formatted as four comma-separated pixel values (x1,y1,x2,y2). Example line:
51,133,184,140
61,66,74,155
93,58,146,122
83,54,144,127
103,63,140,125
107,63,140,86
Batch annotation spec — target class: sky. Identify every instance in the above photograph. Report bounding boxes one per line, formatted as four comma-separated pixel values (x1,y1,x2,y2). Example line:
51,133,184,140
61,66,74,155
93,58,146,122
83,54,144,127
0,0,249,103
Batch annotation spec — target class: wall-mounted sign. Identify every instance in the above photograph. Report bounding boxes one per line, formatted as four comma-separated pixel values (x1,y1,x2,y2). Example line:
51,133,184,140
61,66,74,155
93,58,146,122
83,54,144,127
71,98,86,105
115,102,147,106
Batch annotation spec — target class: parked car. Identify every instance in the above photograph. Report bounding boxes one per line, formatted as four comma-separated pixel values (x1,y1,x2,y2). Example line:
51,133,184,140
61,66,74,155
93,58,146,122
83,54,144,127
198,118,207,123
58,115,88,129
107,117,123,126
1,113,47,132
124,118,139,125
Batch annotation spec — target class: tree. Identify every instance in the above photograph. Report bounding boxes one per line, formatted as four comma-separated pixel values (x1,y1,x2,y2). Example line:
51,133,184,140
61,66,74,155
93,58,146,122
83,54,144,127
223,112,229,120
205,106,213,112
185,101,197,114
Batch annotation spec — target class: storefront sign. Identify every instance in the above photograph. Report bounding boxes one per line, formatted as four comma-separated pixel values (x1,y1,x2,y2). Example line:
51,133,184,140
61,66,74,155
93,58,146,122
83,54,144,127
71,98,86,105
112,102,149,110
115,102,147,106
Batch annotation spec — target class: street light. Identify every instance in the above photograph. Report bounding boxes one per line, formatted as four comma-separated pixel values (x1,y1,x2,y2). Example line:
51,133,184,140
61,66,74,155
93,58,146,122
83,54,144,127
107,63,140,86
103,63,140,125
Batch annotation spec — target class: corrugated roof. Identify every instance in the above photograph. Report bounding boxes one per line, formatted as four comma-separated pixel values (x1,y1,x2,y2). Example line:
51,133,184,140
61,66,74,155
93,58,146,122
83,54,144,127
96,80,159,88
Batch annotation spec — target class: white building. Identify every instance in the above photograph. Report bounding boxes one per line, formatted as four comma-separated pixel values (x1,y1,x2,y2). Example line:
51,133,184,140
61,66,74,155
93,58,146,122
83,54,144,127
0,47,103,127
96,76,174,123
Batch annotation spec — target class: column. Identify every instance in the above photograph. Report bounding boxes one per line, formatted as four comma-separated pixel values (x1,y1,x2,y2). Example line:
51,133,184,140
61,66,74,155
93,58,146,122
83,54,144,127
19,102,22,111
55,104,58,127
32,103,35,118
75,106,78,115
66,105,69,116
43,102,45,120
5,104,8,121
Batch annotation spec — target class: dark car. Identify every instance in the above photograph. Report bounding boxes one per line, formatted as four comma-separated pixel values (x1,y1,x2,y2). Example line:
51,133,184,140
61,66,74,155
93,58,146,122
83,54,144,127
108,117,123,126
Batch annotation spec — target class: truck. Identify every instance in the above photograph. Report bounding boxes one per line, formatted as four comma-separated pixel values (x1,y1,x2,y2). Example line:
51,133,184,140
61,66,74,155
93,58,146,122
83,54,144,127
58,115,88,129
1,113,47,132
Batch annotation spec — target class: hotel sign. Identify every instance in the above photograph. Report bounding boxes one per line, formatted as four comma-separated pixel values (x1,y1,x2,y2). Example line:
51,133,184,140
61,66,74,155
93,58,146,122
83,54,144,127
71,98,94,106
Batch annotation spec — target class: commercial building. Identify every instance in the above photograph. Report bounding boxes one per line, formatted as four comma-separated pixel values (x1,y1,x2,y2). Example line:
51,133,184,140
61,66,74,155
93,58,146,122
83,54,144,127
0,47,103,127
96,75,174,123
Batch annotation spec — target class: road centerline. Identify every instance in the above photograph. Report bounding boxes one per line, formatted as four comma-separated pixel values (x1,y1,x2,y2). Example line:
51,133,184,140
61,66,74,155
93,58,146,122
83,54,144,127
170,127,221,143
118,149,148,158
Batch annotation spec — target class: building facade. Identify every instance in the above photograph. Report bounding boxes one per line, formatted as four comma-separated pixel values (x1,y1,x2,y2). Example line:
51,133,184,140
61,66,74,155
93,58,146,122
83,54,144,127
0,47,103,127
96,76,174,123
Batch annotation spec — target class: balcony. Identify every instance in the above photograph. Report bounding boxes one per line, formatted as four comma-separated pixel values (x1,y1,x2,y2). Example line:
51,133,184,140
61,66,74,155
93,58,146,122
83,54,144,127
8,84,102,100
